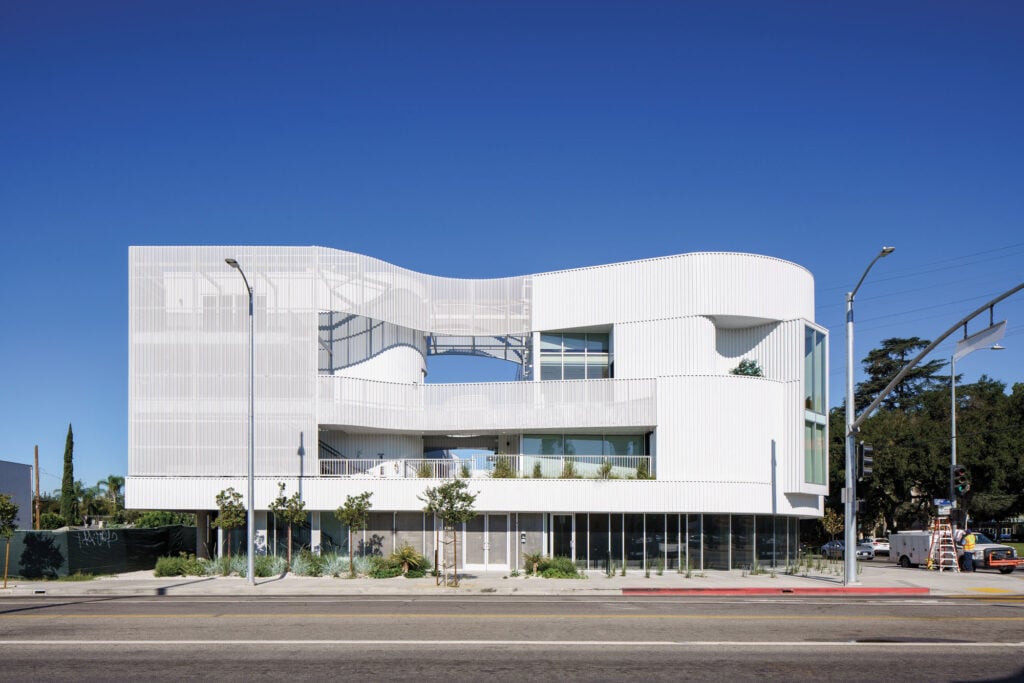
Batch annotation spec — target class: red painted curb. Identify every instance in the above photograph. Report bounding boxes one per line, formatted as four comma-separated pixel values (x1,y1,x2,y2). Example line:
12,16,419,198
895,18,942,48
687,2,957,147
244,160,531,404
621,586,930,596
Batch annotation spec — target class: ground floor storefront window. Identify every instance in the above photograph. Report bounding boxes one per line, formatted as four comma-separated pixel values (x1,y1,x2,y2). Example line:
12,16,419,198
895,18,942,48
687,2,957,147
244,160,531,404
304,511,807,572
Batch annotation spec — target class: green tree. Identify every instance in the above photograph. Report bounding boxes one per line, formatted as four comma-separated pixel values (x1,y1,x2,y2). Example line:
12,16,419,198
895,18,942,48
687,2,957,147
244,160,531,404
60,424,78,526
855,337,947,412
0,493,17,588
268,482,307,568
211,488,246,558
334,492,373,577
75,481,106,520
39,512,65,529
97,475,125,513
820,507,843,542
952,376,1019,523
419,479,478,585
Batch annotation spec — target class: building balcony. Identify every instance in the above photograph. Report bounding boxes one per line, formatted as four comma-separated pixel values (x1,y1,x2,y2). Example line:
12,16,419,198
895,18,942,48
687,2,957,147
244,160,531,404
318,455,654,480
317,375,657,432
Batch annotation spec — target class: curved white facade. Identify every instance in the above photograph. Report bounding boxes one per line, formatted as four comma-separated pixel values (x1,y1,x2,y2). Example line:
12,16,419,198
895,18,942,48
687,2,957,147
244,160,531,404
128,246,827,571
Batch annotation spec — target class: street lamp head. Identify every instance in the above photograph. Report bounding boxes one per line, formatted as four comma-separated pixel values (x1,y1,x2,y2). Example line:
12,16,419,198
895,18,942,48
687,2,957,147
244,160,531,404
880,246,895,257
225,258,240,269
991,343,1005,351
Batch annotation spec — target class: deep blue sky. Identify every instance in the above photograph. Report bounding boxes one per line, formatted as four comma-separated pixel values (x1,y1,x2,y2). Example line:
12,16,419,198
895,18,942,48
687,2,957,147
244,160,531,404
2,2,1022,494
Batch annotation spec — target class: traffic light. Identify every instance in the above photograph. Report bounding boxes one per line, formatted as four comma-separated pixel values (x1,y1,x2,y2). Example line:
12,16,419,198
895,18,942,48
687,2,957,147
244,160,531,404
953,465,970,495
858,442,874,479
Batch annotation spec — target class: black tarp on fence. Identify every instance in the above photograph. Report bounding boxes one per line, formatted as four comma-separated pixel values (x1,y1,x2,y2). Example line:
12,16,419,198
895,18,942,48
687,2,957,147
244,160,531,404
3,526,196,578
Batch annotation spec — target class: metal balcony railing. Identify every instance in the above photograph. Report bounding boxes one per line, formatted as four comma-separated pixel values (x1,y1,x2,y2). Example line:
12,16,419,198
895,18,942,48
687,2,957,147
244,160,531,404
317,455,654,480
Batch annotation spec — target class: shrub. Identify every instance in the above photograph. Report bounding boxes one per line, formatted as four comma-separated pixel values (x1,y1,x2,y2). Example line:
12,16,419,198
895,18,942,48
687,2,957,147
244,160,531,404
404,568,427,578
417,462,433,478
560,460,577,479
40,512,65,530
154,552,205,577
532,462,543,478
369,556,403,578
225,554,286,578
351,555,373,576
135,510,196,527
537,556,582,579
635,459,651,480
389,542,427,574
322,553,349,577
291,549,324,577
459,463,471,478
598,461,613,479
522,550,544,575
491,457,515,478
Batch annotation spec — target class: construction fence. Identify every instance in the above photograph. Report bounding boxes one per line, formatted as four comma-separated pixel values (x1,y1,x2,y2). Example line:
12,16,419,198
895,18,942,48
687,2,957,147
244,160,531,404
2,526,196,578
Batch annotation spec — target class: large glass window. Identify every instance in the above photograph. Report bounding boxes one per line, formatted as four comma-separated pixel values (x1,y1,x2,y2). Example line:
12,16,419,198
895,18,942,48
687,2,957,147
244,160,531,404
731,515,754,569
804,327,826,413
666,514,680,570
646,514,665,568
538,331,610,380
686,514,702,571
625,514,645,569
522,435,564,455
590,513,610,572
522,433,645,456
575,514,589,569
804,325,828,485
703,515,730,570
804,421,827,485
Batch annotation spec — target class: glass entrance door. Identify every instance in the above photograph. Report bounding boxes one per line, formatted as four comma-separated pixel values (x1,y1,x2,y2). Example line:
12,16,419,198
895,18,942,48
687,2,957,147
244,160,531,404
552,514,573,559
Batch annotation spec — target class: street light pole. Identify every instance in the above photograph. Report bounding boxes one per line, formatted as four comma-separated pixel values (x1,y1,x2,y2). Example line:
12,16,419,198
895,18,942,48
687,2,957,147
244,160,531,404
844,246,894,585
949,320,1006,515
225,258,256,587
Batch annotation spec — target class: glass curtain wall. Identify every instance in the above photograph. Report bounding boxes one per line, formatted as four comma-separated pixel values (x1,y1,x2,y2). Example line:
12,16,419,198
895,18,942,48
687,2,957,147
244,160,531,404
666,514,680,570
731,515,754,569
804,326,828,485
575,513,589,569
540,332,610,380
703,514,730,570
590,513,610,572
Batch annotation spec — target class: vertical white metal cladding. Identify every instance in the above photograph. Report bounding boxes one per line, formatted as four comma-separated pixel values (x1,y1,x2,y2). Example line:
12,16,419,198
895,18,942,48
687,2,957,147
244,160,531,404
654,375,785,484
316,376,657,432
531,252,814,332
313,247,532,336
614,317,719,379
715,320,805,380
129,247,318,477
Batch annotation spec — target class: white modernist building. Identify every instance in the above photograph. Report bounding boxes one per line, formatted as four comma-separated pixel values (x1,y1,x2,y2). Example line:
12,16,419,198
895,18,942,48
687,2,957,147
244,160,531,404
128,246,828,571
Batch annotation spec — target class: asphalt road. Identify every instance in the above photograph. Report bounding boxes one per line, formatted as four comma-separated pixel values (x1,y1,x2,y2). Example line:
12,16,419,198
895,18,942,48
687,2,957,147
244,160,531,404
2,595,1023,681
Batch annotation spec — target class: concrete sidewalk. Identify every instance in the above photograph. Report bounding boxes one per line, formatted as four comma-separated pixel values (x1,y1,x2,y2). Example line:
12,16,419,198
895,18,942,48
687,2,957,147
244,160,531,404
3,562,1023,598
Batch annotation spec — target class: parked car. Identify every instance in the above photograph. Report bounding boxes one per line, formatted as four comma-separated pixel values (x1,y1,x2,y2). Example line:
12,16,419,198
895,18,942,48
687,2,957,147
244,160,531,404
821,540,874,560
863,537,890,556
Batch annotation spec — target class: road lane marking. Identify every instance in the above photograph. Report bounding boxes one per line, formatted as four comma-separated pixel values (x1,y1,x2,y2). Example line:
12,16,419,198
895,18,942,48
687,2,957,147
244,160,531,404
1,639,1023,648
3,613,1024,622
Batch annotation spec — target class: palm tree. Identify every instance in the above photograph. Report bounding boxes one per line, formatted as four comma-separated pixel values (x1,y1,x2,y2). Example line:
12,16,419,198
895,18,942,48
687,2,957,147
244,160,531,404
97,475,125,513
74,481,105,522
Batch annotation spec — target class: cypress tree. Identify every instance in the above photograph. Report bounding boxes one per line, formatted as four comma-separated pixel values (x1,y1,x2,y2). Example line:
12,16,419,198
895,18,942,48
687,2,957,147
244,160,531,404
60,423,78,526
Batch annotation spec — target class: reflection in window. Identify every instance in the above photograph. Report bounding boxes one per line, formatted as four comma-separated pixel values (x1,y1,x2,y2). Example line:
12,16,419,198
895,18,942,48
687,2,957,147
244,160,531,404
804,326,828,485
539,332,610,380
522,433,645,456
